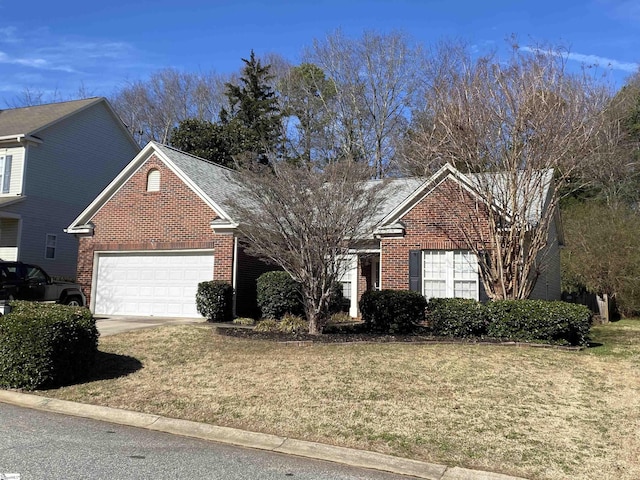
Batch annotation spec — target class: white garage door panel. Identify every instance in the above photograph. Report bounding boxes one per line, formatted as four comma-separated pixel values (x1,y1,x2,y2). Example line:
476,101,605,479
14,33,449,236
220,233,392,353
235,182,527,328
94,251,214,318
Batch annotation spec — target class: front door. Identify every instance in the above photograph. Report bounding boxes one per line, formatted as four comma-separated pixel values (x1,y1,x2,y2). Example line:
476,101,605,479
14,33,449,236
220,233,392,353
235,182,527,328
371,257,380,291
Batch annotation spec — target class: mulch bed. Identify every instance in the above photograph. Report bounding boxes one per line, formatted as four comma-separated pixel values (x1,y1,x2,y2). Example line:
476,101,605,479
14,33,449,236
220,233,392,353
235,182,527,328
213,325,584,350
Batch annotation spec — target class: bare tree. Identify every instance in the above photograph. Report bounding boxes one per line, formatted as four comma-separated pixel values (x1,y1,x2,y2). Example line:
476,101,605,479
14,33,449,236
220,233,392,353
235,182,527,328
110,69,230,145
402,41,612,300
227,161,383,334
306,30,420,176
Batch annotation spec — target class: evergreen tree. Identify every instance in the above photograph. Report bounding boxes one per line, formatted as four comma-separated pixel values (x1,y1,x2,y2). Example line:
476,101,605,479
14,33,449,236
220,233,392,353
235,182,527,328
221,50,283,165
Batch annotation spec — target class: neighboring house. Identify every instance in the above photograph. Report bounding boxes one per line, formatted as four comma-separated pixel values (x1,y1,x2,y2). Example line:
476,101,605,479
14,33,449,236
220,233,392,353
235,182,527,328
66,142,562,319
0,98,140,278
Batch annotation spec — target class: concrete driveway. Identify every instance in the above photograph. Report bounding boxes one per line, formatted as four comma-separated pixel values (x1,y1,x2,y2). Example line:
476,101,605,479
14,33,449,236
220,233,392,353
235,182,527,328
95,315,207,336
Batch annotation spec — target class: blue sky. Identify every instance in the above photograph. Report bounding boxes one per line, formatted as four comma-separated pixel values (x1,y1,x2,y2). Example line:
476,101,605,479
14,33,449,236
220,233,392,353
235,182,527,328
0,0,638,107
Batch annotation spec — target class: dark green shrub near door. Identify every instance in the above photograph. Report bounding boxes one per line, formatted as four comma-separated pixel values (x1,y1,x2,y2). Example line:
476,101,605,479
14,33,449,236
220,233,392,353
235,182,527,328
359,290,427,334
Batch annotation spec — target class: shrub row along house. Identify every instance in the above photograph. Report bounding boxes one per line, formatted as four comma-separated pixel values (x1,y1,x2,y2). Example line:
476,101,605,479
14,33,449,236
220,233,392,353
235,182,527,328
66,141,561,319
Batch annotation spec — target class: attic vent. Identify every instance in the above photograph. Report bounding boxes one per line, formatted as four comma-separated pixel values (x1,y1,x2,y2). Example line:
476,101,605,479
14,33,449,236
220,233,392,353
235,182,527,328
146,169,160,192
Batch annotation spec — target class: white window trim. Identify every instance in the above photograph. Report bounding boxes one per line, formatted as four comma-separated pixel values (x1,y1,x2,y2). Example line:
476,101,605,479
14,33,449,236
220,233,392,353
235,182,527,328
0,154,12,194
45,233,57,260
422,250,479,301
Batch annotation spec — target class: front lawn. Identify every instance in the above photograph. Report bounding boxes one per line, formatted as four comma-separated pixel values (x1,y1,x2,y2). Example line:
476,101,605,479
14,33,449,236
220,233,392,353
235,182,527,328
38,320,640,480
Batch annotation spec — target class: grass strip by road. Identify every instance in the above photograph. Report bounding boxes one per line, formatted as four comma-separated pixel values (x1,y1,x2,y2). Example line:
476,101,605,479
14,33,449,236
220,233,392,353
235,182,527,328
39,320,640,480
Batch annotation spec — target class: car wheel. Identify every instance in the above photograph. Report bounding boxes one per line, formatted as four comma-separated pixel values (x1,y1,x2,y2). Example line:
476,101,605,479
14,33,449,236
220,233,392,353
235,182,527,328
65,296,82,307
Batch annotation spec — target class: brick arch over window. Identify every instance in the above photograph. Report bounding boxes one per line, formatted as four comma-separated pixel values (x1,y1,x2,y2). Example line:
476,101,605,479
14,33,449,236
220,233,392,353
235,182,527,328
146,168,160,192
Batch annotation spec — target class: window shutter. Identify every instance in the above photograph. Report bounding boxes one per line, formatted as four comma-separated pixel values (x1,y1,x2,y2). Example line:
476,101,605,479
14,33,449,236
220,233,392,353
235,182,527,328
409,250,422,292
1,155,10,194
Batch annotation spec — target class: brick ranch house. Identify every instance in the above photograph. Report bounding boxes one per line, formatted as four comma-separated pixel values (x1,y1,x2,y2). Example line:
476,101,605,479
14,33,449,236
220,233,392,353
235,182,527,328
66,141,561,319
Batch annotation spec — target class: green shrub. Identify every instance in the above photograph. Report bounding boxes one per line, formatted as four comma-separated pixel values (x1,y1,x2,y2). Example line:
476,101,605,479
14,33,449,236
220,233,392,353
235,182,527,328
359,290,427,334
232,317,256,326
0,301,98,390
256,271,303,319
254,319,279,332
428,298,488,338
278,314,309,334
486,300,592,346
328,282,347,314
196,281,234,322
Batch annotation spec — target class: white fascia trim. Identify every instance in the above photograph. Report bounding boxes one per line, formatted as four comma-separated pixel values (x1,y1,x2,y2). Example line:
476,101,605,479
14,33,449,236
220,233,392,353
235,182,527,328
0,134,43,145
64,224,94,235
346,248,381,254
210,221,239,233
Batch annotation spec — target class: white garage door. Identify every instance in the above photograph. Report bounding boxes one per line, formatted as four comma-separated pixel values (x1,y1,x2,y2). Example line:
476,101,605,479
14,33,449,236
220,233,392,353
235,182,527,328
94,251,215,317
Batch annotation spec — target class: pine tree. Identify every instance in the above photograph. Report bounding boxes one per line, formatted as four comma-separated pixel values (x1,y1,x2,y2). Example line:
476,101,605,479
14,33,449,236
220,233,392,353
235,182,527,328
222,50,283,165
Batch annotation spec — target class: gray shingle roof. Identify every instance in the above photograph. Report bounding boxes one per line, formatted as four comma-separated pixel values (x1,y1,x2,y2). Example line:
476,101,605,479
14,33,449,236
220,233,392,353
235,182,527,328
364,177,425,229
150,144,553,230
0,97,102,137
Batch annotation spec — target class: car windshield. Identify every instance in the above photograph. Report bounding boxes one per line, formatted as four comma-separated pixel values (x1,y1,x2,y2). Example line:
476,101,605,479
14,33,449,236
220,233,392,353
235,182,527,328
25,266,47,283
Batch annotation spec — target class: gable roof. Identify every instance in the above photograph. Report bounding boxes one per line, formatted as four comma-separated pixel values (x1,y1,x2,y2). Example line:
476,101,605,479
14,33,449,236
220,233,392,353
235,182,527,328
67,142,555,239
373,163,554,235
0,97,138,149
66,141,240,233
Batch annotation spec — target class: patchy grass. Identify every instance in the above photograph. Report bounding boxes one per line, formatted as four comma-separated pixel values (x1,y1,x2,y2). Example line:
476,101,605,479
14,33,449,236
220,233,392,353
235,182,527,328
37,320,640,480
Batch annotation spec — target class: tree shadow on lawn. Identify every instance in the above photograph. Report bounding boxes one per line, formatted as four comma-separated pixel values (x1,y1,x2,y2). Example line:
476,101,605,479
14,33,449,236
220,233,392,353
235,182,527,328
87,350,143,382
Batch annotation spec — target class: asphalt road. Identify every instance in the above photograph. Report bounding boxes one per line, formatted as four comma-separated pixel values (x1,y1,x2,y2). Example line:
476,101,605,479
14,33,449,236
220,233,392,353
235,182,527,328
0,403,408,480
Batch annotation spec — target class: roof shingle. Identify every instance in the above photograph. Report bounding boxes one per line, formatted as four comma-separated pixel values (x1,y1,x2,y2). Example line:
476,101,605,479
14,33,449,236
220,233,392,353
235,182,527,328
0,97,102,137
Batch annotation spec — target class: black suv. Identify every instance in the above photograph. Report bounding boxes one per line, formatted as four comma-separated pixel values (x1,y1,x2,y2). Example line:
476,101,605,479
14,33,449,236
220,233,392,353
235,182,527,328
0,261,86,306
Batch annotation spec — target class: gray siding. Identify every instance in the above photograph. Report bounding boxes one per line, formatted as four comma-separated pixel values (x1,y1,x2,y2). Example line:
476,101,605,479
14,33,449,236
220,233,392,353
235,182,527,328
4,102,139,278
529,213,562,301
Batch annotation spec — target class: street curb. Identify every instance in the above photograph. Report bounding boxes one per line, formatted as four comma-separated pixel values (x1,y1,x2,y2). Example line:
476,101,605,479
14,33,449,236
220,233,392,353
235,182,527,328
0,390,527,480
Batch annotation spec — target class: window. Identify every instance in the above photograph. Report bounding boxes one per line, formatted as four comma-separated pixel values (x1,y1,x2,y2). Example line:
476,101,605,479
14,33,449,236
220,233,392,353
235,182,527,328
146,169,160,192
0,155,12,194
340,281,352,300
422,250,478,300
45,234,57,260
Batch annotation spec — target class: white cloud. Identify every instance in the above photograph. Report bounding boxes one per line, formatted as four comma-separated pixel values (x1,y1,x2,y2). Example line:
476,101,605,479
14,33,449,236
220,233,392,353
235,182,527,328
0,26,145,104
521,46,639,73
0,26,20,43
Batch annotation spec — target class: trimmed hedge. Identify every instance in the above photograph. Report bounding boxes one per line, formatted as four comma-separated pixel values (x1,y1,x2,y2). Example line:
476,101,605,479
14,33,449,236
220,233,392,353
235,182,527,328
428,298,488,338
256,271,304,319
196,281,234,322
359,289,427,334
426,297,592,346
485,300,592,346
0,301,98,390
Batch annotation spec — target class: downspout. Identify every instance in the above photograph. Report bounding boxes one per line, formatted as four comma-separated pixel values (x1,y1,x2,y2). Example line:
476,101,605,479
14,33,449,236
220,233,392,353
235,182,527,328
232,236,238,317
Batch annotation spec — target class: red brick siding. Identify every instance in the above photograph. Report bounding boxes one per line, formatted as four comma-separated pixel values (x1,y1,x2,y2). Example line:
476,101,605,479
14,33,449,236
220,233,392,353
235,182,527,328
381,178,491,290
77,153,234,306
